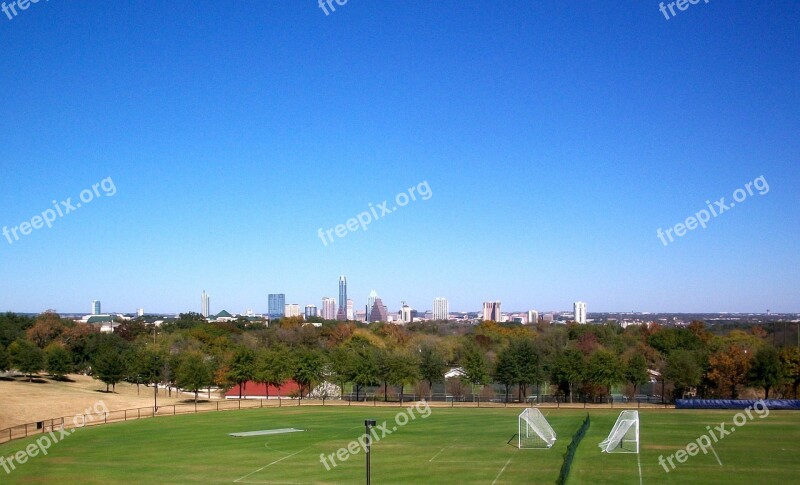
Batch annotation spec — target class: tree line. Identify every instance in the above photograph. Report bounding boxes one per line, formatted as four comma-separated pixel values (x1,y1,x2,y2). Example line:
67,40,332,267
1,311,798,403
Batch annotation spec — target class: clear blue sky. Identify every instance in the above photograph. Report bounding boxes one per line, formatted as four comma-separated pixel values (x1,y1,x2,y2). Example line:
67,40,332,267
1,1,798,315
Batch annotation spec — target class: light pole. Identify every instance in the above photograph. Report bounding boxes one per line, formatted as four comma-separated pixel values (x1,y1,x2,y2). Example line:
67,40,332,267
365,419,376,485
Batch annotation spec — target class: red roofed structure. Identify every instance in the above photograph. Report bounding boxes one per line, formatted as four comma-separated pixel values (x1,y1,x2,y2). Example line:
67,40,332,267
224,380,301,400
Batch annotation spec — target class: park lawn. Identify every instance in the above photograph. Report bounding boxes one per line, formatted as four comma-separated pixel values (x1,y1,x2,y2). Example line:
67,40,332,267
0,406,580,484
1,405,798,484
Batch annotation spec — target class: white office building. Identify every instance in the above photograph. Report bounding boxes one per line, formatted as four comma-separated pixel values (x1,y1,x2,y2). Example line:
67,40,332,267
482,301,501,321
574,301,587,324
322,297,336,320
433,297,449,321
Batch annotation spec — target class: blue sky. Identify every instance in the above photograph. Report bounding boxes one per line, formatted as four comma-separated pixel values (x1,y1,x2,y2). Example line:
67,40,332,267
0,1,798,315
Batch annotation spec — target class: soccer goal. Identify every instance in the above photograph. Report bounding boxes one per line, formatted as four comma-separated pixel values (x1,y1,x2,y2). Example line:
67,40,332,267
598,410,639,453
518,408,557,449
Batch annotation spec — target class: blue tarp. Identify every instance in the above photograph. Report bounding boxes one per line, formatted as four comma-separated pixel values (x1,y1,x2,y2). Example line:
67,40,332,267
676,399,800,410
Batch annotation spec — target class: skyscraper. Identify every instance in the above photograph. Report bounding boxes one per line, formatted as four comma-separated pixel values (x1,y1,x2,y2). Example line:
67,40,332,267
305,305,318,318
527,310,539,325
574,301,587,324
367,290,377,314
322,297,336,320
201,291,209,318
369,297,388,322
92,300,101,315
346,299,354,320
433,297,449,321
482,301,501,321
337,275,347,321
268,294,286,319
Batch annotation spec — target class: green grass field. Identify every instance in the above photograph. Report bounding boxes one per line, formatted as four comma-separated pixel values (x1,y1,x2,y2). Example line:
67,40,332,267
0,405,798,484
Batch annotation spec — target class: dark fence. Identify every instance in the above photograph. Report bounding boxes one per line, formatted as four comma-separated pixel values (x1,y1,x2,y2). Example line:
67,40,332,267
675,399,800,410
556,413,591,485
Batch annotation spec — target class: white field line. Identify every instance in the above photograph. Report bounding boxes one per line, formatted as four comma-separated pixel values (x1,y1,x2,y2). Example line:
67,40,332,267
637,453,643,485
233,451,302,483
429,446,448,462
491,457,513,485
709,444,723,467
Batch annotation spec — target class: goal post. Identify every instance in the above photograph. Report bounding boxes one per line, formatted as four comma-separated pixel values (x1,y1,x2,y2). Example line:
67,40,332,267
598,410,639,453
518,408,557,449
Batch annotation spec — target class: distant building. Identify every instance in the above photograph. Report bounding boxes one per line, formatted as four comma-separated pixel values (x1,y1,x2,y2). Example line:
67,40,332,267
433,297,449,321
137,308,145,317
322,297,336,320
574,301,587,324
337,275,348,321
527,310,539,325
542,313,555,323
285,304,301,318
369,297,388,322
201,291,210,318
305,305,318,318
367,290,378,316
400,304,412,323
346,299,354,320
482,301,501,321
268,294,286,319
92,300,101,316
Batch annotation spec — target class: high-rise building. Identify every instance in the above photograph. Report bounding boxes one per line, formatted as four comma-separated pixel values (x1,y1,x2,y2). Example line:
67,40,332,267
367,290,378,315
433,297,449,321
92,300,101,316
268,294,286,319
527,310,539,325
346,299,354,320
285,303,301,318
369,297,388,322
482,301,501,321
137,308,145,317
574,301,587,324
201,291,209,318
337,275,347,320
305,305,318,318
400,304,412,323
322,297,336,320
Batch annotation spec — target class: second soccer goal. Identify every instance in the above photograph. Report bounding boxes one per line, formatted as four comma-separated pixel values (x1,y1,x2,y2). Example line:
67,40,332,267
518,408,557,449
598,410,639,453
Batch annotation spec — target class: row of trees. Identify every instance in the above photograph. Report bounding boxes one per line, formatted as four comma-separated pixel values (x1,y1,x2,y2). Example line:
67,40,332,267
1,311,799,402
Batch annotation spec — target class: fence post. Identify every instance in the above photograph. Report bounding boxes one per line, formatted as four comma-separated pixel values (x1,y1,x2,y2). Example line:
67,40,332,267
195,401,198,413
238,400,241,410
138,408,140,419
260,399,263,409
216,401,219,411
105,412,108,424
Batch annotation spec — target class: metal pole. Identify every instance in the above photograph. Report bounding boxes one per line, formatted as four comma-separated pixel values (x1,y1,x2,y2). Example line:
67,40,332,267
365,419,376,485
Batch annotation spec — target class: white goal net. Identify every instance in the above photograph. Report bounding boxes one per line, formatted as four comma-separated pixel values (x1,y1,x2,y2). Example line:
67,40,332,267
598,410,639,453
518,408,556,449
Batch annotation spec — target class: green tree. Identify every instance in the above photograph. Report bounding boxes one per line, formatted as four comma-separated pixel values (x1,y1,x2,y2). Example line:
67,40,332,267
227,347,256,399
460,342,490,397
748,346,784,399
779,347,800,399
513,339,544,401
139,348,165,411
92,345,129,392
418,344,447,399
254,346,293,399
44,343,72,379
8,340,44,381
624,354,649,398
549,348,585,403
664,350,702,399
0,344,8,372
587,350,624,398
387,350,419,403
494,345,519,403
175,351,213,402
293,349,325,399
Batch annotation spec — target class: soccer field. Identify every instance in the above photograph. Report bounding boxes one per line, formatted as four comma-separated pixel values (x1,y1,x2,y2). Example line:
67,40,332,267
0,405,797,484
